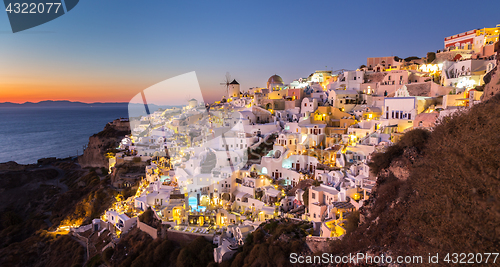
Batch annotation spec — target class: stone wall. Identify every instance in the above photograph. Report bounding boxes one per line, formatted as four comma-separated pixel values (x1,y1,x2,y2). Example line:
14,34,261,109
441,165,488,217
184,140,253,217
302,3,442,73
305,236,338,253
166,229,213,245
137,218,158,239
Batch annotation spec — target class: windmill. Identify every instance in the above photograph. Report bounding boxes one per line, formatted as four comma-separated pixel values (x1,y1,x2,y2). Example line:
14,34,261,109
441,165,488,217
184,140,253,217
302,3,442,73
220,72,232,99
218,72,239,173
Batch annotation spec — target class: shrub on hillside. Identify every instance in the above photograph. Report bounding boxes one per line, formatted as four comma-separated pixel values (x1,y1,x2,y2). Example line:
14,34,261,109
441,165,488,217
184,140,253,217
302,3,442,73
369,128,430,175
176,237,214,267
138,207,154,225
344,210,360,235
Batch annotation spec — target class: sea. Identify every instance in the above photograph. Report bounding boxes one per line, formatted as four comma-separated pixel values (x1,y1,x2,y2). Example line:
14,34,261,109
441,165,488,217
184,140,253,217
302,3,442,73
0,106,130,164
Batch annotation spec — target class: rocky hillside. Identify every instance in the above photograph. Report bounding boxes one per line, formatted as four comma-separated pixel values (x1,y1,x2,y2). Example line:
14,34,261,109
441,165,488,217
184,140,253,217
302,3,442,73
481,43,500,102
79,119,130,168
0,160,114,267
220,219,312,267
0,119,128,267
99,228,215,267
332,93,500,259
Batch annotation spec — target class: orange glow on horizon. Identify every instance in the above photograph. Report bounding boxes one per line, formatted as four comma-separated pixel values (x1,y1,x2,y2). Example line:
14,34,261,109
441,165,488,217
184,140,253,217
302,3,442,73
0,81,140,103
0,82,221,104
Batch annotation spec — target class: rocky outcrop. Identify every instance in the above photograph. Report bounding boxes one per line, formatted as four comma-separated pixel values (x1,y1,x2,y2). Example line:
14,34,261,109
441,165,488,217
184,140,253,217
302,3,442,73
0,161,29,171
481,45,499,102
78,119,130,168
110,161,146,188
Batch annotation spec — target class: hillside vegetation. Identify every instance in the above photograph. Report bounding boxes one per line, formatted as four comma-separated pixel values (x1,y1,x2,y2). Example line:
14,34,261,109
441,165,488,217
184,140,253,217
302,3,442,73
217,219,312,267
101,228,215,267
332,93,500,258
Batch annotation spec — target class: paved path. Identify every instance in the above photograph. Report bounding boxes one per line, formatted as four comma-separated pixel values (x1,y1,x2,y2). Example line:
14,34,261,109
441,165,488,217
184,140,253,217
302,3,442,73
35,165,69,193
70,234,89,265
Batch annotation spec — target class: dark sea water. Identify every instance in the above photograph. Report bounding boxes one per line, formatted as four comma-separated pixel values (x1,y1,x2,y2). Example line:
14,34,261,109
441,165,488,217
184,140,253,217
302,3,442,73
0,107,129,164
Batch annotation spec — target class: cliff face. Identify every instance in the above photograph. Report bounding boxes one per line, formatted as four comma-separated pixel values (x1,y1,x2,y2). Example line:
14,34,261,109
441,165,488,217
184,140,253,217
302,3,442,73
481,46,499,102
78,119,130,168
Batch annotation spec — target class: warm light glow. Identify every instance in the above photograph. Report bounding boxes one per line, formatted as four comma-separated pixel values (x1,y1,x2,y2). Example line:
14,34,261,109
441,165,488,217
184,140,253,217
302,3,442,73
419,64,442,73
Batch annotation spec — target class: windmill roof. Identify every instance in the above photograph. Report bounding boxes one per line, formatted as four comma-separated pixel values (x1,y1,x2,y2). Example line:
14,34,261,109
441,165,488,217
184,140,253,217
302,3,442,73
230,79,240,85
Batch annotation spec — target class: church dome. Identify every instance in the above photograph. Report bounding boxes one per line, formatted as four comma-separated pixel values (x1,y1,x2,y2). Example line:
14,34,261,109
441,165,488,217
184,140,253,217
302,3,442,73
267,74,284,85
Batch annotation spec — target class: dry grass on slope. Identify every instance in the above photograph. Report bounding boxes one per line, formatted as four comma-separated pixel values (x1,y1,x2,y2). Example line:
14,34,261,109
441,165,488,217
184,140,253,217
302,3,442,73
333,93,500,258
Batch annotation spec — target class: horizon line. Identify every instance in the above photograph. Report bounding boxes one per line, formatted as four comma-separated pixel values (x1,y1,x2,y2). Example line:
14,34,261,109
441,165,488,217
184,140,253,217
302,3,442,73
0,100,128,104
0,100,184,105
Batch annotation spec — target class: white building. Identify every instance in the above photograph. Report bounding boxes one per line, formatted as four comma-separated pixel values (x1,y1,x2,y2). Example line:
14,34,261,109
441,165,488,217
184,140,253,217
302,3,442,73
301,98,318,116
441,59,495,89
383,97,429,120
105,210,135,233
328,89,359,111
327,70,364,91
214,238,239,263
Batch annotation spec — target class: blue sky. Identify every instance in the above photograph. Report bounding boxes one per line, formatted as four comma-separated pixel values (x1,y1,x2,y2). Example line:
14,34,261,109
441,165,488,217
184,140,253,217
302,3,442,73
1,0,499,104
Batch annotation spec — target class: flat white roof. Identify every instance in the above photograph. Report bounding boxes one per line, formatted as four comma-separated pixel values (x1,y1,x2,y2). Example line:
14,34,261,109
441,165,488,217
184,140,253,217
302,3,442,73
261,206,275,214
313,184,339,195
118,213,131,221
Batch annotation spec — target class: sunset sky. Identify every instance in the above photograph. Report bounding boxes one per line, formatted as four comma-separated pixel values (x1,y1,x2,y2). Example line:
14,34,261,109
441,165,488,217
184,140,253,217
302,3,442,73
1,0,499,105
